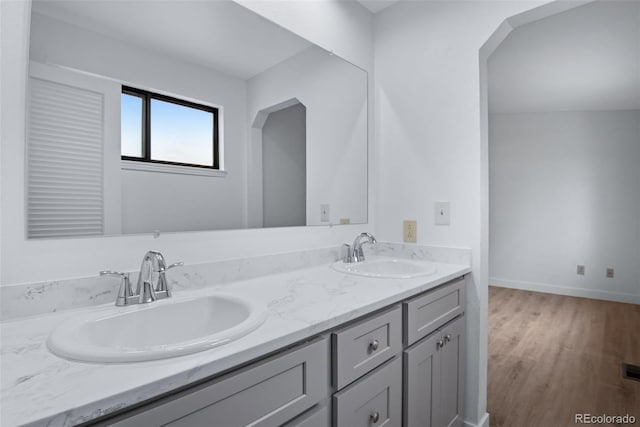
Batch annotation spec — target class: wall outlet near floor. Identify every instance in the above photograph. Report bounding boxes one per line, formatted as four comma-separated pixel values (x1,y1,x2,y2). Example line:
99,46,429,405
606,268,614,278
320,204,330,222
577,265,585,275
403,220,417,243
339,218,350,225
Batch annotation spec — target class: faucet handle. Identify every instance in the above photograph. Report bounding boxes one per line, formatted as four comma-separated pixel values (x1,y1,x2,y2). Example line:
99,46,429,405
154,261,182,299
159,261,184,272
342,244,352,263
100,270,127,278
100,271,135,306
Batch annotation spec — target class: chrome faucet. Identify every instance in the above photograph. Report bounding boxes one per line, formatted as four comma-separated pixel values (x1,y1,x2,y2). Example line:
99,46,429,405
136,250,183,303
100,250,183,306
343,232,377,263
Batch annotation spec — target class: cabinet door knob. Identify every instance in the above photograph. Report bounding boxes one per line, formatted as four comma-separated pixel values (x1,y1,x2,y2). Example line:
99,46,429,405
444,334,452,343
437,339,444,349
370,339,380,351
370,411,380,423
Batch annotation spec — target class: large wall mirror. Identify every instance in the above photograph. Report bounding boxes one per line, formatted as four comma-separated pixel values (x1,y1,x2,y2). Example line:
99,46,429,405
26,0,368,238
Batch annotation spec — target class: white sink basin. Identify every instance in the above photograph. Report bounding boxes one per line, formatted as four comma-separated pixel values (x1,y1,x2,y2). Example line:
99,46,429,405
332,257,437,279
47,294,266,363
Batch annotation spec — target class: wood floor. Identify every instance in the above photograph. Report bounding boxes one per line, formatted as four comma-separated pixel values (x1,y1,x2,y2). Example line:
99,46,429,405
488,286,640,427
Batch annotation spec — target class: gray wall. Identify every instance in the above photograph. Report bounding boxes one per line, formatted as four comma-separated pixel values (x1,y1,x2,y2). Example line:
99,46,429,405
489,110,640,303
262,103,306,228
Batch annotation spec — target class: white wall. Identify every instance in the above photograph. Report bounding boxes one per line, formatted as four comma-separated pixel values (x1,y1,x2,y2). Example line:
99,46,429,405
374,2,547,425
489,111,640,303
262,103,306,227
239,0,376,228
247,46,368,226
29,12,248,234
488,0,640,114
0,0,374,285
236,0,373,72
121,169,246,234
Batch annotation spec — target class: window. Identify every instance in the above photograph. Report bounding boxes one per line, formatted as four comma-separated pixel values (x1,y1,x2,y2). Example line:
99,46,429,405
121,86,219,169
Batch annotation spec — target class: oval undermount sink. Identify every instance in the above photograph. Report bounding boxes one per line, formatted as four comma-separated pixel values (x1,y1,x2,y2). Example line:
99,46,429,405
47,294,266,363
332,257,437,279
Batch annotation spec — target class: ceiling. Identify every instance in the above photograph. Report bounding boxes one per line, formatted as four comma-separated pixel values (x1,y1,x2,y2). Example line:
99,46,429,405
356,0,401,14
31,0,312,79
489,0,640,113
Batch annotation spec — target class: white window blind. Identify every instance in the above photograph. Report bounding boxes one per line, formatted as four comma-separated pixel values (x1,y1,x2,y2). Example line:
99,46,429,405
27,77,104,238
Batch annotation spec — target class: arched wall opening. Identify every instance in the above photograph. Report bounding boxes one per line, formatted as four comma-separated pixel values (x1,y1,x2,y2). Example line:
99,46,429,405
478,0,616,423
248,98,307,228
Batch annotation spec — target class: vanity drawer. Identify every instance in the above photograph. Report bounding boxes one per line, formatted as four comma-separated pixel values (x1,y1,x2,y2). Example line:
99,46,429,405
332,305,402,389
333,356,402,427
403,277,466,346
284,404,331,427
106,338,329,427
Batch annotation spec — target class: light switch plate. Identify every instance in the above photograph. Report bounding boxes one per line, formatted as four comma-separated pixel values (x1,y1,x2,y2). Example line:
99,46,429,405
434,201,450,225
320,204,330,222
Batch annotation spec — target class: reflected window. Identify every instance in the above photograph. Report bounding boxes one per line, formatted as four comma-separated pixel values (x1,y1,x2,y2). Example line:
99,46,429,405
121,86,219,168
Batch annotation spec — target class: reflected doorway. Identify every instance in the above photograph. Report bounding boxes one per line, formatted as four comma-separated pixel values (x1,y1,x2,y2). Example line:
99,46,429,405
261,102,306,227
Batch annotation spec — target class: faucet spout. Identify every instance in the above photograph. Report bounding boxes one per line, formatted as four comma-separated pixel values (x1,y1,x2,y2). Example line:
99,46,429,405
352,232,376,250
344,232,377,263
136,251,165,297
135,250,181,302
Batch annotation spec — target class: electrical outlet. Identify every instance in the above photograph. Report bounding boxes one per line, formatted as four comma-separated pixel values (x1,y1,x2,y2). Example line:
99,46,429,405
403,220,417,243
339,218,350,225
320,204,330,222
577,265,585,275
606,268,614,278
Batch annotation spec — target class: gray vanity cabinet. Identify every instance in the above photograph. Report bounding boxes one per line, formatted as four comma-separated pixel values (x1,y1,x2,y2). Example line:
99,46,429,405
331,305,402,390
105,338,329,427
403,276,465,347
283,404,331,427
333,357,402,427
403,315,465,427
89,275,468,427
438,316,465,427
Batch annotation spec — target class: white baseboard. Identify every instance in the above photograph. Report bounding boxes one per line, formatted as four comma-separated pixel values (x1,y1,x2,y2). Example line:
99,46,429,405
490,278,640,305
465,412,490,427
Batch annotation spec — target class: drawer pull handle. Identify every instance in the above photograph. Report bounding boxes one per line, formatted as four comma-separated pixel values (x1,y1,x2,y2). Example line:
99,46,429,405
437,339,444,349
444,334,452,343
370,339,380,351
370,411,380,423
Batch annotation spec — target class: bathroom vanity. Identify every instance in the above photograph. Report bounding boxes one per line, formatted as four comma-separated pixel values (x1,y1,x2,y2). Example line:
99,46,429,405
0,249,470,427
95,277,465,427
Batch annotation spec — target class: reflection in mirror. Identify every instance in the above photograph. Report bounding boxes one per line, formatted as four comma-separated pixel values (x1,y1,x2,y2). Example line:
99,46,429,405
26,0,367,238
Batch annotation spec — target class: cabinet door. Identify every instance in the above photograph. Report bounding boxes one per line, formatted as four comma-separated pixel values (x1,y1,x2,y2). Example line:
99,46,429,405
439,316,465,427
333,357,402,427
403,332,441,427
404,315,465,427
107,338,328,427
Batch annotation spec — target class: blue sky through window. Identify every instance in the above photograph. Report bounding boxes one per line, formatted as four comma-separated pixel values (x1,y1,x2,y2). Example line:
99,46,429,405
150,99,213,167
121,93,214,167
121,93,142,157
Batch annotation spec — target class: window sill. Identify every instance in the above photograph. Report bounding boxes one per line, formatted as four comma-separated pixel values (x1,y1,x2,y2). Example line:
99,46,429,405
121,160,227,177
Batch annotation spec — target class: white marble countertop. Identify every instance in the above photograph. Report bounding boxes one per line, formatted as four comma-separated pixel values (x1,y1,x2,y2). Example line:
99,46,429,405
1,260,470,427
